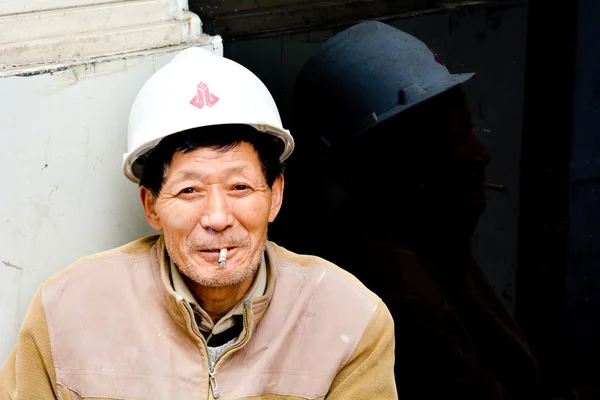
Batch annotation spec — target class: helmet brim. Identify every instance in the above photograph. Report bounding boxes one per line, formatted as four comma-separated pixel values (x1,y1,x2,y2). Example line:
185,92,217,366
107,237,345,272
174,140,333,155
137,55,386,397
123,123,293,184
328,72,476,148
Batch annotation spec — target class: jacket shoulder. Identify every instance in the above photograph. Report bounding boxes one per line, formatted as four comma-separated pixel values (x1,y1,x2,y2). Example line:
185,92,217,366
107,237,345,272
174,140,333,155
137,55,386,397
41,234,160,290
267,241,381,306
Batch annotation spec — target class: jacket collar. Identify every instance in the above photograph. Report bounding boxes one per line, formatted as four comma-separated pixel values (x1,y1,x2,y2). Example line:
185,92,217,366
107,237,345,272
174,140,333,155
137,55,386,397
150,234,278,335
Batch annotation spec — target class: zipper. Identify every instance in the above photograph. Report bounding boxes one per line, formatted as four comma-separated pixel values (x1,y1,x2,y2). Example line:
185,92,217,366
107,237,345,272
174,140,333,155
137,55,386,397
179,301,212,398
180,299,252,399
208,301,252,399
209,359,220,398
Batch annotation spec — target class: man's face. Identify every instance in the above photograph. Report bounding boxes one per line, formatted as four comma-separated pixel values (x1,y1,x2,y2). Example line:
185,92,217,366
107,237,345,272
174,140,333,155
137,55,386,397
373,93,490,217
141,141,283,287
441,102,491,216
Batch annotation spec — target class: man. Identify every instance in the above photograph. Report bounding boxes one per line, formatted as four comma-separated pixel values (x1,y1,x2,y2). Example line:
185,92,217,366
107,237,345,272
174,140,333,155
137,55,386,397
0,47,396,399
291,21,543,399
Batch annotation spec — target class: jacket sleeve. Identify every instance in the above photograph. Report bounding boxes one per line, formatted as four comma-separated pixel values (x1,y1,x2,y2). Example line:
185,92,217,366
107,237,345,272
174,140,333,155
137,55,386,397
0,288,59,400
326,300,398,399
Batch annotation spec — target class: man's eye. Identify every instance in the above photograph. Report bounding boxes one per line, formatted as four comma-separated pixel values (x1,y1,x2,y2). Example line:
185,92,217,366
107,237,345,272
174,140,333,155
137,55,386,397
181,187,195,194
233,185,249,191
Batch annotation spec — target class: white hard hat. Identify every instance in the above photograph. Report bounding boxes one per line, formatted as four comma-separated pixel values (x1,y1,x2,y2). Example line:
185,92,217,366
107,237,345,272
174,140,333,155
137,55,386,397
123,46,294,183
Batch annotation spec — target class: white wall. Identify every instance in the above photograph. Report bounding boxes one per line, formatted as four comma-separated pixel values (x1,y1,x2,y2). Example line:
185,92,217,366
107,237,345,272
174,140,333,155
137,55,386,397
0,0,199,69
0,42,223,364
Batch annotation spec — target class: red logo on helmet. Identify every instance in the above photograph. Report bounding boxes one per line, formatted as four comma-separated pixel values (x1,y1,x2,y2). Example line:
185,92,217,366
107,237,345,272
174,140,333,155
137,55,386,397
427,46,445,66
190,82,220,109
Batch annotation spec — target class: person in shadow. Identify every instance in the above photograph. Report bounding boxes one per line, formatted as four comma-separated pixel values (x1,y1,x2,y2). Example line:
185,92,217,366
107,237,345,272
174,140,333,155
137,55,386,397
290,20,544,399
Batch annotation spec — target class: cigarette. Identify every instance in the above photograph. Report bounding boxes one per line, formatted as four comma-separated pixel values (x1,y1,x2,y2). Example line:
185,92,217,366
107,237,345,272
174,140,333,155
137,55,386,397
218,248,227,267
483,182,506,192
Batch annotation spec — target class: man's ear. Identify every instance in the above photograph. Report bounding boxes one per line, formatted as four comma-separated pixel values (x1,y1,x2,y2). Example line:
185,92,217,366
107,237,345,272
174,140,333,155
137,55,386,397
268,176,284,223
140,187,163,231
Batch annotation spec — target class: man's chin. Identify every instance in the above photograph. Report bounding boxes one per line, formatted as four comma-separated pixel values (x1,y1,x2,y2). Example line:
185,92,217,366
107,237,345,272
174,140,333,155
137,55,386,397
474,200,487,216
181,261,257,288
467,191,487,216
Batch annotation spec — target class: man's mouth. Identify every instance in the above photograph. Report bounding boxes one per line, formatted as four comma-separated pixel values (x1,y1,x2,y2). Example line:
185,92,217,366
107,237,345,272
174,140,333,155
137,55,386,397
195,247,239,264
199,247,235,253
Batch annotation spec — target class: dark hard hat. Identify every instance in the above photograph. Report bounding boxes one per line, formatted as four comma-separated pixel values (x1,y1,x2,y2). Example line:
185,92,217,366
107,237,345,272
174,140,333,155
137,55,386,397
293,20,475,148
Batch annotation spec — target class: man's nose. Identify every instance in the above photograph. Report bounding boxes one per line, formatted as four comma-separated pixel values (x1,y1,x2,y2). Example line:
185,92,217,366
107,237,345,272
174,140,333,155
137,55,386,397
472,135,491,167
200,189,234,232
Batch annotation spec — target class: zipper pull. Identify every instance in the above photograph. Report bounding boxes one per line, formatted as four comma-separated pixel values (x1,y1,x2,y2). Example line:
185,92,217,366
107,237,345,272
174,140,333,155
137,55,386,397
209,362,220,399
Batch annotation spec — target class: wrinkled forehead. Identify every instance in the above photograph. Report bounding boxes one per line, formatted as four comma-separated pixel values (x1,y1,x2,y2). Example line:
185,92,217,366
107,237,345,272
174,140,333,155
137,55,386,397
165,142,263,179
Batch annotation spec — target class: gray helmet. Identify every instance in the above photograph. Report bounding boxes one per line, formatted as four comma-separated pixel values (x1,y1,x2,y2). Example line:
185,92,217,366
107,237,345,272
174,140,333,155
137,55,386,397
293,21,475,148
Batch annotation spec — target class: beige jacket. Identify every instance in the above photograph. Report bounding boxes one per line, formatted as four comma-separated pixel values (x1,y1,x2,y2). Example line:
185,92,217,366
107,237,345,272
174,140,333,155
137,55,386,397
0,235,396,400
